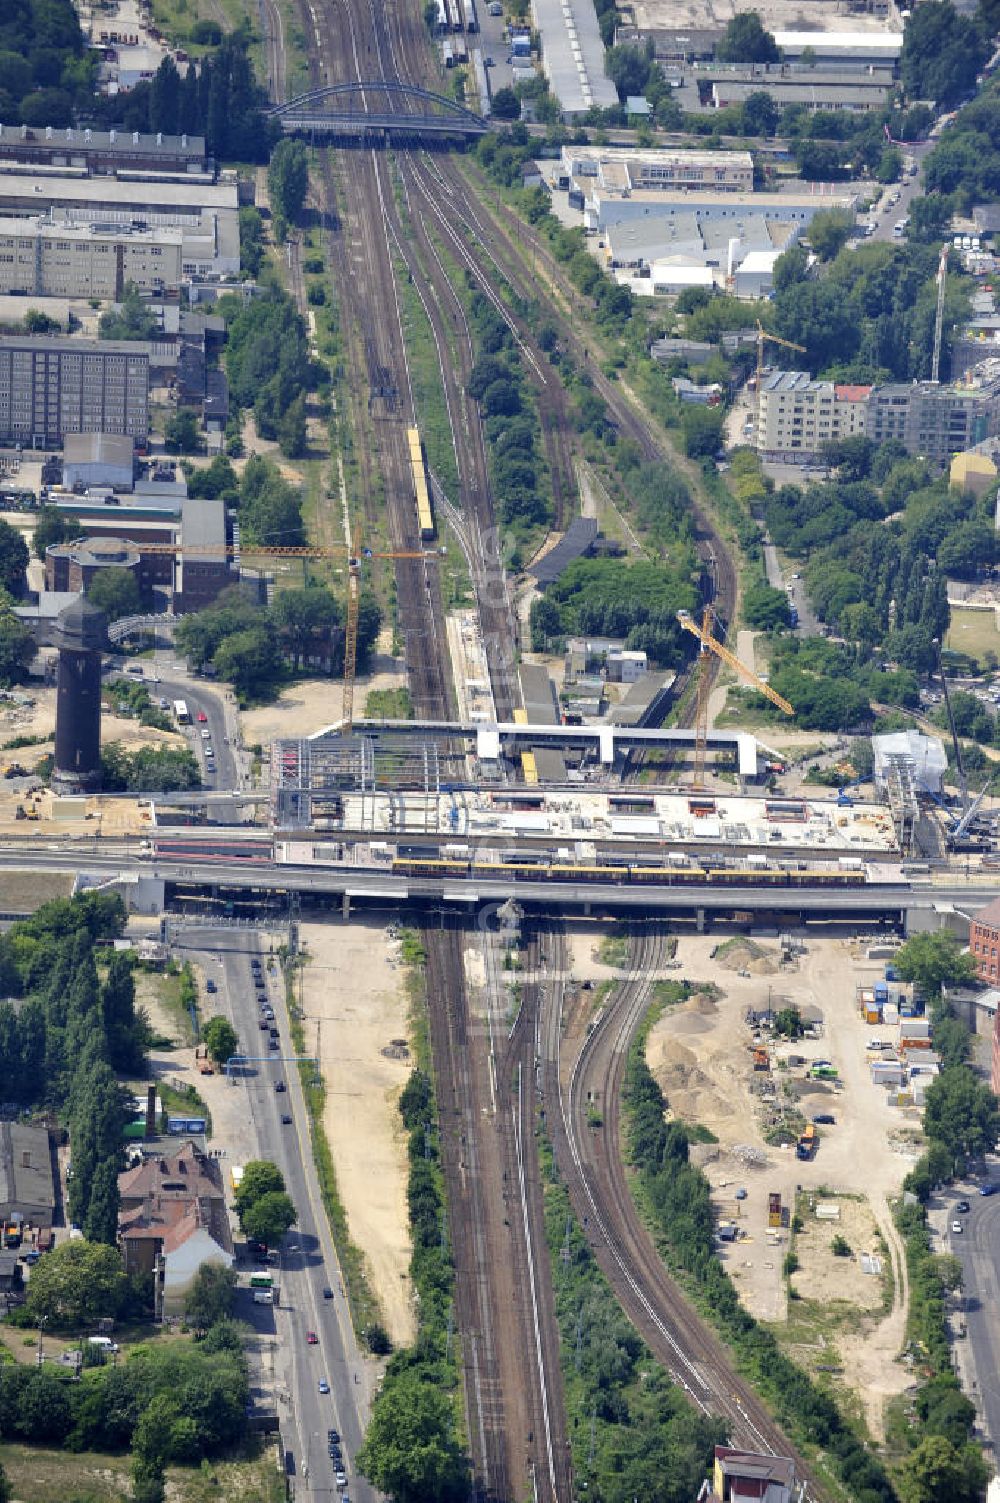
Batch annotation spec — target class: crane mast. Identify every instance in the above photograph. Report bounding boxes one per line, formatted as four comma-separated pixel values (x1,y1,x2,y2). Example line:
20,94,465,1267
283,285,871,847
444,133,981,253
931,242,949,385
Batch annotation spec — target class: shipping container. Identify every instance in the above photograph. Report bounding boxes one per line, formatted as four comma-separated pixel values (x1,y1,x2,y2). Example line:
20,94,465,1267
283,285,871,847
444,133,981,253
768,1192,782,1228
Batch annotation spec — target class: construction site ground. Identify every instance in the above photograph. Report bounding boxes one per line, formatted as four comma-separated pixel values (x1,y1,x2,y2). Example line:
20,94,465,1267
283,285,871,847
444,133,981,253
239,655,407,747
645,933,922,1439
297,916,416,1346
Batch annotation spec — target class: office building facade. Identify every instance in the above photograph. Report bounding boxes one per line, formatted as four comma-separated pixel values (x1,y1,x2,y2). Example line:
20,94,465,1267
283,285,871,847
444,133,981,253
0,336,149,449
0,217,183,299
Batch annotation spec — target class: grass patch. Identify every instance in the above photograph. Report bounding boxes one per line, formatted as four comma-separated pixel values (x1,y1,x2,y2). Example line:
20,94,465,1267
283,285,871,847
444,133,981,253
0,1439,285,1503
284,956,382,1337
137,963,199,1047
158,1079,211,1136
597,931,628,967
365,686,414,720
946,605,1000,668
394,252,461,503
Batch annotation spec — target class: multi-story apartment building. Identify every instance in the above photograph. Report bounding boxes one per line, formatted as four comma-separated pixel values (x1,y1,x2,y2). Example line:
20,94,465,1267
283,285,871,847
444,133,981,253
0,337,149,449
757,371,871,459
867,364,1000,463
0,217,183,299
758,361,1000,465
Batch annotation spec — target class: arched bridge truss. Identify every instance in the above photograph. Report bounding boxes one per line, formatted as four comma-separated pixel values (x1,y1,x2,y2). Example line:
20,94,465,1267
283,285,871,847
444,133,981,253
268,81,490,139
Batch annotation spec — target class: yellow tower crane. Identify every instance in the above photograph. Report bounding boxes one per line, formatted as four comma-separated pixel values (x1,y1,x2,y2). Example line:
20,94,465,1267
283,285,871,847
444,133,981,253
754,320,806,427
134,530,439,730
677,608,794,787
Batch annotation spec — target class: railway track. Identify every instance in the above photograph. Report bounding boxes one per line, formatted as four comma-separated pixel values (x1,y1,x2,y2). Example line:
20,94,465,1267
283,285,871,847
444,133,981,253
277,0,574,1494
542,923,832,1502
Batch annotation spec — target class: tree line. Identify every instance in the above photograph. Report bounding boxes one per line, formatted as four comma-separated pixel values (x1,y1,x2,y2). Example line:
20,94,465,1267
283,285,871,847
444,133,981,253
222,285,316,461
357,1065,469,1503
0,894,145,1245
7,1238,249,1503
530,554,699,666
466,289,552,540
0,0,95,129
174,575,381,701
540,1125,724,1502
90,35,276,163
624,1038,897,1502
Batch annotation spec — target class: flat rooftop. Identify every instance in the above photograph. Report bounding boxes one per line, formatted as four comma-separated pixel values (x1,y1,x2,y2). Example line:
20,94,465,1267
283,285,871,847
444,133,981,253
280,785,899,854
630,0,900,37
0,175,238,213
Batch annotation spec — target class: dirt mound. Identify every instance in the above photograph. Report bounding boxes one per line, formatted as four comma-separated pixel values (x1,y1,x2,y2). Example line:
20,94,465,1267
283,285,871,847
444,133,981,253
715,940,781,976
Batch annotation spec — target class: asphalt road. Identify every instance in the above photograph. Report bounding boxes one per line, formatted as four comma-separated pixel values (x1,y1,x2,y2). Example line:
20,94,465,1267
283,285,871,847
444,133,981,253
175,927,374,1502
862,138,935,246
949,1186,1000,1453
108,654,241,795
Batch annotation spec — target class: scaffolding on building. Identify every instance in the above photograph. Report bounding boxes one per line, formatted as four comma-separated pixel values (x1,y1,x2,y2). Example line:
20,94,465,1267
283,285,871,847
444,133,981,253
884,754,918,855
271,733,449,830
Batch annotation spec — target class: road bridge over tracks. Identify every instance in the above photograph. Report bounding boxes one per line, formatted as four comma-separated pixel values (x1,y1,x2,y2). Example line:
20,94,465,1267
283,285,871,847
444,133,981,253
268,82,490,139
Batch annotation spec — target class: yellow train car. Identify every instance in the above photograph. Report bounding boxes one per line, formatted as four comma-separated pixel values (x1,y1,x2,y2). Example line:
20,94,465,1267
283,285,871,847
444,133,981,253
521,750,538,785
513,707,529,724
407,425,435,540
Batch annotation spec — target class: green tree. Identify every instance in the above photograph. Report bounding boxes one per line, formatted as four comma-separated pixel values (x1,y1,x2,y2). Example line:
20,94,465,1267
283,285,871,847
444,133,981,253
0,605,35,685
806,208,855,262
234,1159,286,1219
877,146,904,184
267,138,309,230
23,308,59,334
717,10,779,62
164,408,201,455
271,585,340,670
743,584,791,631
741,89,779,137
86,566,141,623
490,86,520,120
895,932,976,998
82,1157,120,1246
202,1013,238,1066
98,282,158,342
212,625,283,699
240,1190,297,1248
238,206,265,277
33,504,74,560
24,1240,128,1329
680,404,724,459
277,391,308,458
0,519,28,597
604,43,651,100
184,1263,237,1332
773,1006,804,1038
358,1370,470,1503
923,1068,1000,1166
897,1434,985,1503
901,0,988,108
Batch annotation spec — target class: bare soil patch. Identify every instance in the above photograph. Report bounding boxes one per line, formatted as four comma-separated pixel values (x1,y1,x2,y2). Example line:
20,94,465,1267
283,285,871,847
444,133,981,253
239,658,406,745
644,934,917,1434
299,916,415,1345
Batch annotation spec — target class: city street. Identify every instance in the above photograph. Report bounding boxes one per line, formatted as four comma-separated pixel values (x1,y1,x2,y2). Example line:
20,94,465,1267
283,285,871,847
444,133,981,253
947,1185,1000,1455
172,926,376,1502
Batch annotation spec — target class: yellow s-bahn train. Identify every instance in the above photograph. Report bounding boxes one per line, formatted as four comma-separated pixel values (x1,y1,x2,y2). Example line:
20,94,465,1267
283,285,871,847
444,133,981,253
408,426,434,541
389,854,870,889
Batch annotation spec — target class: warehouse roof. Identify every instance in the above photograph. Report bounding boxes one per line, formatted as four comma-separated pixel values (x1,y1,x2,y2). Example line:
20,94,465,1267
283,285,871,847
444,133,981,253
0,124,206,156
180,497,226,560
530,516,598,586
0,174,237,212
519,663,561,725
63,433,134,469
0,1123,54,1216
532,0,618,114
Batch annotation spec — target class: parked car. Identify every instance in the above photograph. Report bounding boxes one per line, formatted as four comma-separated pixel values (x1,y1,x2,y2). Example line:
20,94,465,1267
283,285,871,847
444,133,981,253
813,1113,836,1125
206,979,217,994
980,1183,997,1196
